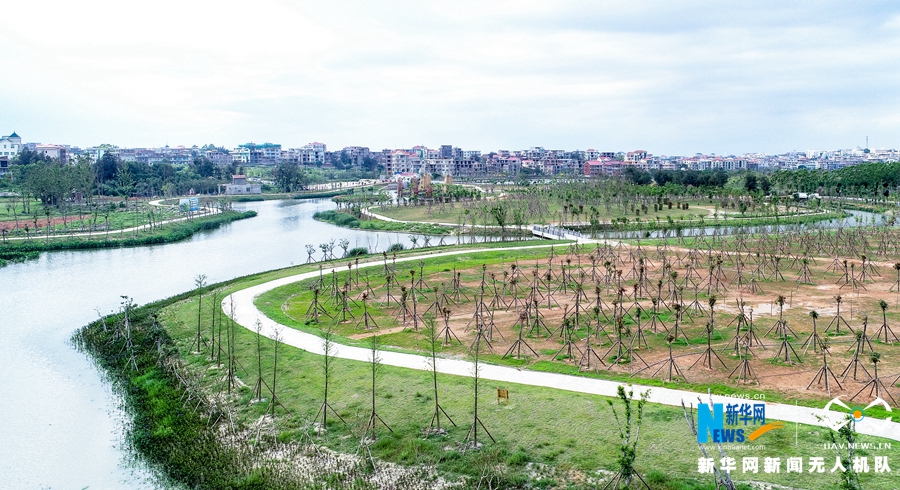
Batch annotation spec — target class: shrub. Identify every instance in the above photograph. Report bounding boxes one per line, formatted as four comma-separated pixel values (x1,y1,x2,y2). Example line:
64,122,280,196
346,247,368,257
388,243,405,252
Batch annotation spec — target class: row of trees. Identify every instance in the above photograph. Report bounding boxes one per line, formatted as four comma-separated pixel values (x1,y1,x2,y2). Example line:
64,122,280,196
5,150,243,202
771,162,900,197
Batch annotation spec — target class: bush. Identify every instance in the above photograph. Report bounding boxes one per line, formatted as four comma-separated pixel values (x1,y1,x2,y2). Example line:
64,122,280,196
312,210,360,228
346,247,368,257
388,243,405,252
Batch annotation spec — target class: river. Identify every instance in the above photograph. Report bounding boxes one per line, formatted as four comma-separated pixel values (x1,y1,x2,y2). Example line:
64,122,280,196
0,199,883,489
0,198,476,490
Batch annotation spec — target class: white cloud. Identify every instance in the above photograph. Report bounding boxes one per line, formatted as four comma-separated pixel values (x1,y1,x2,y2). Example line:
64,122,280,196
1,1,898,153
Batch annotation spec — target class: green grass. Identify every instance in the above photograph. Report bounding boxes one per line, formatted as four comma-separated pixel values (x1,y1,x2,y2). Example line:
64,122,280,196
160,278,900,489
0,197,182,235
0,210,256,257
314,209,455,235
76,240,900,488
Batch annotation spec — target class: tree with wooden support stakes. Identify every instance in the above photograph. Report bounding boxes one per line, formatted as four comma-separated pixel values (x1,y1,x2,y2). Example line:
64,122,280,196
191,273,208,353
313,326,347,432
801,310,826,354
773,320,802,365
851,351,897,406
503,311,539,360
668,303,690,345
630,306,650,351
874,299,899,344
807,338,841,396
723,300,749,356
890,262,900,304
796,258,813,285
333,286,356,323
438,307,461,346
847,315,875,355
304,288,331,323
765,295,797,339
691,320,728,371
379,274,399,307
264,326,291,418
553,315,583,363
251,319,271,402
120,295,139,371
646,334,687,383
463,337,495,450
424,319,456,436
841,328,873,383
579,322,606,373
527,299,552,338
222,294,240,394
359,335,392,445
602,385,651,490
354,292,379,330
825,295,852,335
729,342,758,385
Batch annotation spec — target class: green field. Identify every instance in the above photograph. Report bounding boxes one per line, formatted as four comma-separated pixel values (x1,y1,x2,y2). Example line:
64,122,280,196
124,241,900,489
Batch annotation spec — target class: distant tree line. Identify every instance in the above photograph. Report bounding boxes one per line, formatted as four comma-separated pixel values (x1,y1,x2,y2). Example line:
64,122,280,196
771,162,900,197
5,150,241,204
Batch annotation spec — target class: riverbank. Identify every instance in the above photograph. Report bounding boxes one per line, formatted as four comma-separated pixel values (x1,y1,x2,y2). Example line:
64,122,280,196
74,239,900,490
313,209,454,235
0,210,256,266
228,189,355,202
567,209,849,235
361,203,846,238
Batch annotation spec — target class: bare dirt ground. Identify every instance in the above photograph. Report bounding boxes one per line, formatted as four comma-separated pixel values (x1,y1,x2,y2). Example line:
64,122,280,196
340,240,900,405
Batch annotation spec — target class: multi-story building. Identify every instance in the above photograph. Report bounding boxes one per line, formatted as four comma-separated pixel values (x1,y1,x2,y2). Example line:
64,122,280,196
583,159,622,176
231,147,251,164
205,149,234,166
624,150,648,163
238,143,282,165
36,144,68,163
0,132,22,159
341,146,371,166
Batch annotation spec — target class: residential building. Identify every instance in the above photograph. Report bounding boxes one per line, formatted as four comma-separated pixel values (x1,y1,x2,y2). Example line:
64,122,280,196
231,147,251,164
341,146,371,166
222,174,261,195
36,144,68,163
238,142,281,165
0,131,22,159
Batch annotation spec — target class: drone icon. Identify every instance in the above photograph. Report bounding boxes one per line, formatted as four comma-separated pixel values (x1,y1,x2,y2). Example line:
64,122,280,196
822,396,892,431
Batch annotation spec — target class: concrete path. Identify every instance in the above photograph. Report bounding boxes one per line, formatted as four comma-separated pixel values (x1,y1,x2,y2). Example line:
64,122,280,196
226,244,900,442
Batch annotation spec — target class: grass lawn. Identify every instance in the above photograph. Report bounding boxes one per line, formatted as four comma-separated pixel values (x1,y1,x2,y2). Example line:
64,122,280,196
151,241,900,489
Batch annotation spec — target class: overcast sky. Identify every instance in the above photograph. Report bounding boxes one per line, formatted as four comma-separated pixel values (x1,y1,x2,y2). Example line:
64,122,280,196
2,1,898,155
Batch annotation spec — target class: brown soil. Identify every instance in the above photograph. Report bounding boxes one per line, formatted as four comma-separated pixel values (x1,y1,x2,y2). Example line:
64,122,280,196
0,216,73,231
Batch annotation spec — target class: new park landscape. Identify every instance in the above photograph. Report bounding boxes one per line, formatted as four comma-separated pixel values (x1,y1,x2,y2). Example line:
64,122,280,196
75,169,900,490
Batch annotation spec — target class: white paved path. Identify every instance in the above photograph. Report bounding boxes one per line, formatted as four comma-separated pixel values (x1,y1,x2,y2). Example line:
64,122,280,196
226,244,900,442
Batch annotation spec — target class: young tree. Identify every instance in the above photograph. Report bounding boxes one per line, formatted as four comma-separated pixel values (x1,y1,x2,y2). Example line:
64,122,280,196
314,326,346,431
192,274,207,352
361,335,392,444
464,338,494,448
425,319,456,435
605,385,651,489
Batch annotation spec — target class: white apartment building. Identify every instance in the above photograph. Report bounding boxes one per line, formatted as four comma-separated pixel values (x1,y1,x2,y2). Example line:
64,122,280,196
1,131,22,158
36,143,68,163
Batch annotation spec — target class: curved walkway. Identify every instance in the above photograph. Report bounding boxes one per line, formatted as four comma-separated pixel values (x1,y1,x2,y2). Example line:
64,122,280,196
226,244,900,442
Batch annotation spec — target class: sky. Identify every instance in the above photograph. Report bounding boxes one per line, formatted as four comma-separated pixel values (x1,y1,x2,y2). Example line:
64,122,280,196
1,1,899,155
